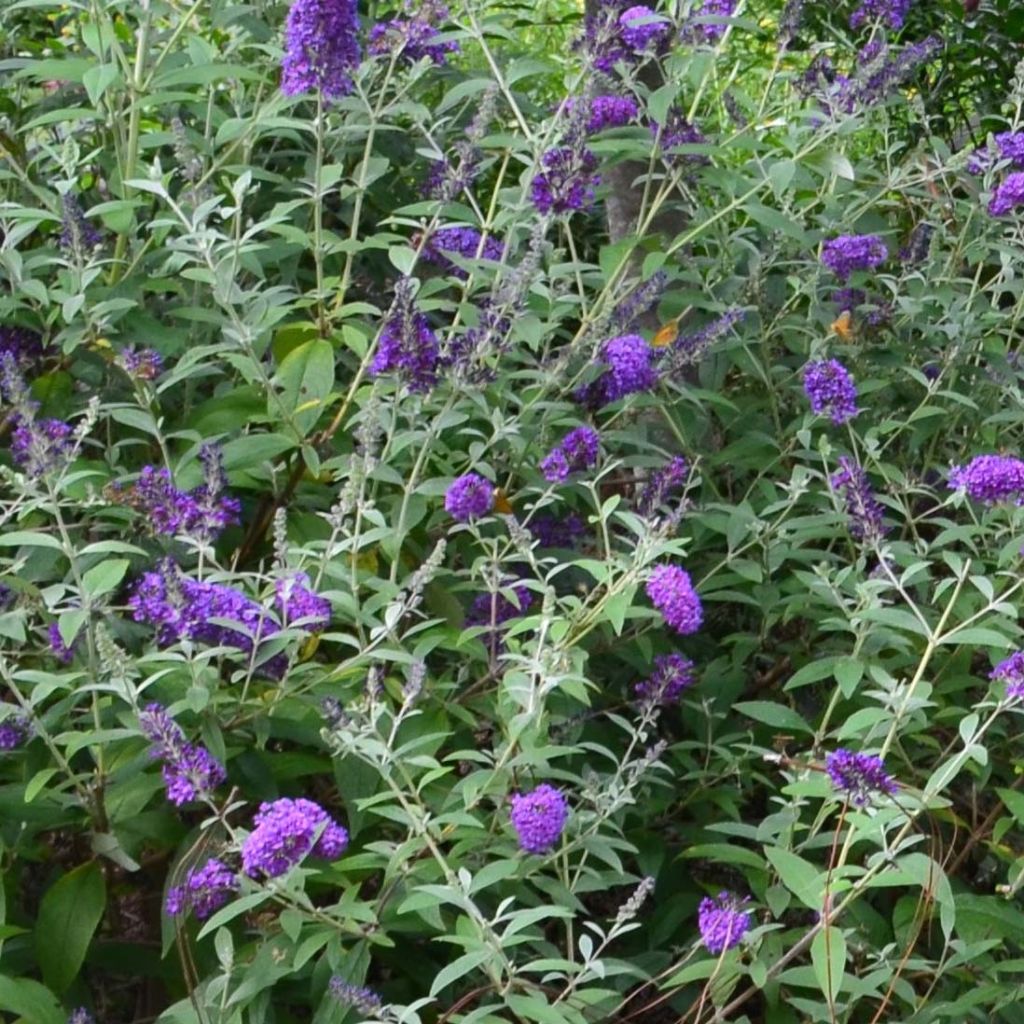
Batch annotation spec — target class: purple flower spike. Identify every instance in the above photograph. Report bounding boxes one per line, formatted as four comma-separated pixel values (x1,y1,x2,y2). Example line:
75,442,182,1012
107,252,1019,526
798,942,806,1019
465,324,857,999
992,651,1024,700
369,279,440,393
825,748,897,806
530,146,600,215
530,513,587,549
165,858,238,920
618,5,669,50
241,797,348,877
635,653,697,704
948,455,1024,505
129,560,286,678
11,415,74,478
803,358,858,424
0,715,30,751
421,225,504,277
821,235,888,282
577,334,659,408
445,473,494,522
281,0,361,99
635,456,688,517
849,0,912,30
276,573,331,630
575,95,640,134
329,977,384,1015
646,564,703,635
989,172,1024,217
48,621,82,664
139,703,227,807
698,892,751,953
540,426,600,483
510,783,568,853
831,456,887,542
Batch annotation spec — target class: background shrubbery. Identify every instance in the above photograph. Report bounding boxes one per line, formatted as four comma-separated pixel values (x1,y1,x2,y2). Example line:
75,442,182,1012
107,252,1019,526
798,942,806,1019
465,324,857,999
3,1,1024,1022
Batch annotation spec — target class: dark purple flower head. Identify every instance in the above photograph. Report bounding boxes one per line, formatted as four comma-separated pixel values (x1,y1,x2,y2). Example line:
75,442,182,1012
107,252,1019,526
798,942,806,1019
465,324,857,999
111,452,239,542
276,573,331,630
825,748,897,806
445,472,494,522
646,564,703,634
540,426,600,483
368,2,458,66
652,109,709,167
569,94,640,134
0,326,44,368
59,193,103,254
619,5,669,50
849,0,911,29
530,146,600,216
510,783,568,853
329,978,384,1015
685,0,738,43
129,561,285,678
994,132,1024,168
608,272,667,334
530,513,587,549
989,172,1024,217
831,287,867,312
831,456,887,542
635,653,697,704
992,651,1024,700
698,892,751,953
803,358,858,424
421,226,505,277
466,581,533,629
0,715,30,751
828,35,941,114
115,346,163,381
821,235,888,282
48,621,82,664
165,858,238,920
635,456,688,518
577,334,659,408
11,415,74,478
241,797,348,877
139,702,227,806
281,0,361,99
948,455,1024,505
369,279,440,392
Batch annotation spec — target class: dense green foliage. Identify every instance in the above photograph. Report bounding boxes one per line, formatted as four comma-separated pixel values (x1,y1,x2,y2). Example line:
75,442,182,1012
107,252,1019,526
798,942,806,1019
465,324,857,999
3,2,1024,1023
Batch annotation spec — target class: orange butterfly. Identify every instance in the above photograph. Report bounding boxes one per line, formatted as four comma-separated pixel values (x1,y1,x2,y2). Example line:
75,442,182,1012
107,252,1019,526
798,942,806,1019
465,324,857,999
492,487,514,515
830,310,855,343
651,320,680,347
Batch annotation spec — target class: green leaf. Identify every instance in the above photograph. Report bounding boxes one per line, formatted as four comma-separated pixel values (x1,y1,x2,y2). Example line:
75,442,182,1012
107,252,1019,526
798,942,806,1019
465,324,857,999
811,926,846,1005
34,861,106,993
734,701,812,733
273,338,335,438
764,846,823,909
82,63,119,105
82,558,130,597
0,975,64,1024
768,159,797,197
599,239,635,280
0,531,64,551
429,949,493,996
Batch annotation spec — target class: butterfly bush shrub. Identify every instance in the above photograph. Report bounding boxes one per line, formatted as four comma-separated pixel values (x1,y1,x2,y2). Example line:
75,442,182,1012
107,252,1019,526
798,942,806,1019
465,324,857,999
2,0,1024,1022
